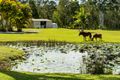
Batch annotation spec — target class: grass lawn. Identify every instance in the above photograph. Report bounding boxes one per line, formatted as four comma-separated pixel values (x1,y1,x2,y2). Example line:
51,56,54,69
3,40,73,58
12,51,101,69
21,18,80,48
0,45,119,80
0,28,119,43
0,46,24,61
0,47,119,80
0,29,120,80
0,70,120,80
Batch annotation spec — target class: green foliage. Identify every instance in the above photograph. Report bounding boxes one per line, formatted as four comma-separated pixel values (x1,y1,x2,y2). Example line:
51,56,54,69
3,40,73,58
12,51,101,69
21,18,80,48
0,0,32,32
52,11,62,27
0,46,24,70
29,0,39,18
56,0,80,28
81,43,120,74
14,2,32,32
74,6,90,29
86,0,120,29
27,0,119,29
0,0,13,31
0,46,23,61
31,0,57,20
31,0,79,28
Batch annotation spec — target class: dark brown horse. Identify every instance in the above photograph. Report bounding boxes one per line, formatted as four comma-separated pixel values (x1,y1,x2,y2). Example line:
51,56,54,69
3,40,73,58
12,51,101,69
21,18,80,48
92,33,102,41
79,31,92,41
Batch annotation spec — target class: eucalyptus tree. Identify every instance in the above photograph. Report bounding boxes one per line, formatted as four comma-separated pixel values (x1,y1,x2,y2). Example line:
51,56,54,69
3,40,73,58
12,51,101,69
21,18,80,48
33,0,57,19
39,0,57,19
29,0,39,18
52,10,62,27
88,0,120,29
65,0,80,28
57,0,69,28
46,1,57,19
104,0,120,29
55,0,79,28
81,0,99,29
89,0,107,29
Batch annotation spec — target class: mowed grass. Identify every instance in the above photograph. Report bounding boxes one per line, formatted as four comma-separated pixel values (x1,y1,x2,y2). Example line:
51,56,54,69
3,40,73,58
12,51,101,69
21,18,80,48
0,28,120,43
0,29,120,80
0,70,120,80
0,46,24,61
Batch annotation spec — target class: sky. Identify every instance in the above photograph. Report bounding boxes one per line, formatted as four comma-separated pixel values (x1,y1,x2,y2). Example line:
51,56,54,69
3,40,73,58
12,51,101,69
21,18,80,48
51,0,81,4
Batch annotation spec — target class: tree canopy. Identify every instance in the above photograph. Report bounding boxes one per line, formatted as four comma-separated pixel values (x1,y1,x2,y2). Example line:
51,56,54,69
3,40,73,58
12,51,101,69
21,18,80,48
0,0,119,30
0,0,32,32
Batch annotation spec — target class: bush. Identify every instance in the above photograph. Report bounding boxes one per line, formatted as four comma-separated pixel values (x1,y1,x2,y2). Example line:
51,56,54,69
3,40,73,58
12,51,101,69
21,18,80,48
81,43,120,74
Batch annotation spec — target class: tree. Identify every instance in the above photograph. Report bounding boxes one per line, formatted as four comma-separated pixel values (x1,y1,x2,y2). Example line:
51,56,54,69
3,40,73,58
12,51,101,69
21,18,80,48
14,2,32,32
33,0,57,19
80,0,120,29
65,0,80,28
57,0,69,27
0,0,32,32
0,0,13,31
56,0,79,28
52,10,62,27
8,0,18,31
46,1,57,19
89,0,120,29
29,0,39,18
74,6,90,29
81,0,99,29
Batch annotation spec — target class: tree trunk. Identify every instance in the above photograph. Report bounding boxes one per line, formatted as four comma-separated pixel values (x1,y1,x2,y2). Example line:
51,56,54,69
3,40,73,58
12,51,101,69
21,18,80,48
8,27,13,32
1,20,6,32
99,10,104,29
8,19,13,32
17,28,22,32
16,21,22,32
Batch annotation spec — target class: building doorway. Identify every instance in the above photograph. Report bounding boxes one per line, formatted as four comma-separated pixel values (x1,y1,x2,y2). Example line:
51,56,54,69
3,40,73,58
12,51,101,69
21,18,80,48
41,21,46,28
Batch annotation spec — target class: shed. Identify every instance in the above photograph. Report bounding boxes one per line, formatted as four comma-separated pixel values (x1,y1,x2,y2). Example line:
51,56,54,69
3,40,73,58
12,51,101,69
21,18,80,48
32,19,53,28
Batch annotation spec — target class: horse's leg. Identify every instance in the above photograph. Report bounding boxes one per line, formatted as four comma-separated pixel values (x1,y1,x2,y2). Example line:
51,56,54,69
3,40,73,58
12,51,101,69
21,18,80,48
92,35,94,41
95,38,97,41
92,37,94,41
84,36,86,41
88,35,90,41
89,34,92,41
100,37,102,41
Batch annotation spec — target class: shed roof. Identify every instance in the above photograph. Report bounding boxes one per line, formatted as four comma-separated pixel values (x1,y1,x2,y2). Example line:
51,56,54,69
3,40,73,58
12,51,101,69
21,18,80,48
32,19,51,22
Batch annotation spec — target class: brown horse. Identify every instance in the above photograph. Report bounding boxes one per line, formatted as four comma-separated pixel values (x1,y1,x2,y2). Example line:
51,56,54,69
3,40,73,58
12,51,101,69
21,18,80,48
92,33,102,41
79,31,92,41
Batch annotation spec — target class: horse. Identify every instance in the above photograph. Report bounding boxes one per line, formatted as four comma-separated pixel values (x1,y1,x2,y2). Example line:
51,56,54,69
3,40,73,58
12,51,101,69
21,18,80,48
92,33,102,41
79,31,92,41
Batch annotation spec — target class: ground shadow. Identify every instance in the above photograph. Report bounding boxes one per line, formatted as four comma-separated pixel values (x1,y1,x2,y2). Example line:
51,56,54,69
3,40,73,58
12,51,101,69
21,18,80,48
98,75,120,80
0,31,38,34
0,70,85,80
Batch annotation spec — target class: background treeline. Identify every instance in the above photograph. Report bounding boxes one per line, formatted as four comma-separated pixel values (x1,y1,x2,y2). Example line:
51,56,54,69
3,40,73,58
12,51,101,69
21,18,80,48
29,0,120,30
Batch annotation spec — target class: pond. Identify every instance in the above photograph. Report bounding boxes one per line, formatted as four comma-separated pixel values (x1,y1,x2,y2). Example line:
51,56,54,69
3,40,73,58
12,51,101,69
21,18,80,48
8,43,120,74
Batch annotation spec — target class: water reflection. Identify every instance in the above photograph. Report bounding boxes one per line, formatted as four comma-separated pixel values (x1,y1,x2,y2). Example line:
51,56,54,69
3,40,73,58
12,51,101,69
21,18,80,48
10,43,120,74
11,46,88,73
